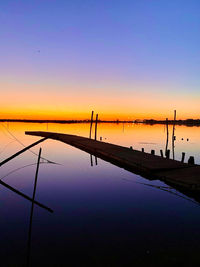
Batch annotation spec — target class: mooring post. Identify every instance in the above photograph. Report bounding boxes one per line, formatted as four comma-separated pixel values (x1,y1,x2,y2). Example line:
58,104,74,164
94,114,98,141
160,150,163,157
172,110,176,160
89,111,94,139
165,118,169,157
166,149,170,159
142,148,144,152
181,152,185,163
151,150,155,155
188,156,195,165
95,156,98,165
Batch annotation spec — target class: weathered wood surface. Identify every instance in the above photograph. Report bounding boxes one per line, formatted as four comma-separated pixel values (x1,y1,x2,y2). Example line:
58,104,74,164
25,131,200,191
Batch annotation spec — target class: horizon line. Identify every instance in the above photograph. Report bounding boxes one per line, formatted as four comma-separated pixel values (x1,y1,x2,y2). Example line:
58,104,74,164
0,118,200,123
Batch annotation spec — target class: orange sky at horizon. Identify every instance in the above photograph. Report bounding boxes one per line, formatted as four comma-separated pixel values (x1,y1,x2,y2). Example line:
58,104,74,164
1,82,200,121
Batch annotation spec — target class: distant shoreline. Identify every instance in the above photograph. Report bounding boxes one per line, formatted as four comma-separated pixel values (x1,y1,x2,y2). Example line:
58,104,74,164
1,119,200,126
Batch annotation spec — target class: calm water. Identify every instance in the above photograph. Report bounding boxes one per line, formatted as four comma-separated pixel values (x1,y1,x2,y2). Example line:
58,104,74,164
0,122,200,266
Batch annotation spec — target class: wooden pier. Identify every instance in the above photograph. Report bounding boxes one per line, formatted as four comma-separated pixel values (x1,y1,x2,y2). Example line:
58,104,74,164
25,131,200,191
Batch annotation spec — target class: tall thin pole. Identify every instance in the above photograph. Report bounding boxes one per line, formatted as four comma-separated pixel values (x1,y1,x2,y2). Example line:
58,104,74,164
94,114,98,141
165,118,169,157
172,110,176,160
89,111,94,139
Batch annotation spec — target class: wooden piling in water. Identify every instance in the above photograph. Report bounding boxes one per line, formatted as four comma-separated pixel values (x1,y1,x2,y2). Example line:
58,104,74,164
166,149,170,159
181,152,185,163
172,110,176,160
94,114,98,141
165,118,169,157
188,156,195,165
160,150,163,157
89,111,94,139
142,148,144,152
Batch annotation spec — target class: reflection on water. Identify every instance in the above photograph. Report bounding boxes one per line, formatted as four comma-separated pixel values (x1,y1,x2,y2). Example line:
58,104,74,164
0,122,200,266
123,178,200,206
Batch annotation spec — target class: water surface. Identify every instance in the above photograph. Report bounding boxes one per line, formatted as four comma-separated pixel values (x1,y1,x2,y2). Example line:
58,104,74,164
0,122,200,266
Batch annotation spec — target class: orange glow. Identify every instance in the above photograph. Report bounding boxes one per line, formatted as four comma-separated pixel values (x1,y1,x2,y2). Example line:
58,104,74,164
1,122,200,166
1,82,200,120
2,122,200,150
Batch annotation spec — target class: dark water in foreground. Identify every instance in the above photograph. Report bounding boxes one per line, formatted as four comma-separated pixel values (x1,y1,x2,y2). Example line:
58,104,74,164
0,122,200,266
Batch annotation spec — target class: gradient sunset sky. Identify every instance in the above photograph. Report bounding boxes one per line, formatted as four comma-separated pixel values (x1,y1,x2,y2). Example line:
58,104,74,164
0,0,200,120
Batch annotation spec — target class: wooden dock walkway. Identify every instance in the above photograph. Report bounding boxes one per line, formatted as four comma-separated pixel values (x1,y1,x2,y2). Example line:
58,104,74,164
25,131,200,191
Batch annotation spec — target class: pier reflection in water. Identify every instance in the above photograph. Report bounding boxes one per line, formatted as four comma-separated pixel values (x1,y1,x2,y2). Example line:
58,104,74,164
0,122,200,266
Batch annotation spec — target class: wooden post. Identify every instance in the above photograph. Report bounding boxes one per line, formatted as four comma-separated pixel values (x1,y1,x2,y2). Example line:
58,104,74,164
188,156,195,165
94,114,98,141
160,150,163,157
89,111,94,139
166,149,170,159
95,156,98,165
181,152,185,163
142,148,144,152
165,118,169,157
151,150,155,155
172,110,176,160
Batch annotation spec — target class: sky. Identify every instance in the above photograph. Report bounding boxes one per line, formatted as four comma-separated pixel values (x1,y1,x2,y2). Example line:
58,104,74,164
0,0,200,120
